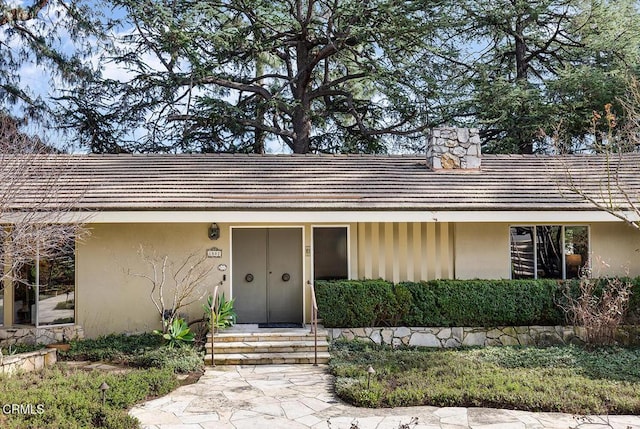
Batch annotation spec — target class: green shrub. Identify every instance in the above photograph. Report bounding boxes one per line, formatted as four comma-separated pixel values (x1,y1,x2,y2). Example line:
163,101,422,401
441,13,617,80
61,333,164,363
1,343,45,355
410,279,564,326
133,346,204,373
316,278,640,328
316,280,401,327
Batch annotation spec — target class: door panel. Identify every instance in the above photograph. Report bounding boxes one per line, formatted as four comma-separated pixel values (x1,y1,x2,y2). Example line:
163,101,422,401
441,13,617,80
267,228,303,323
232,228,267,323
232,227,303,324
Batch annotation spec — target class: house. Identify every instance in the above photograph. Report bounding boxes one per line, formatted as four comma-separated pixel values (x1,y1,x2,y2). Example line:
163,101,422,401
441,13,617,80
1,127,639,341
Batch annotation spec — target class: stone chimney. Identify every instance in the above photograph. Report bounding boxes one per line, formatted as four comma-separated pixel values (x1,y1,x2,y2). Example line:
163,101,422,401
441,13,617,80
427,127,481,170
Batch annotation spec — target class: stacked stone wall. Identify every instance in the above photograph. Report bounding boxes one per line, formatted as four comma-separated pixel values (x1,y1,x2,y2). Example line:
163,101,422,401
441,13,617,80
0,325,84,347
0,348,57,376
427,127,481,170
329,325,640,347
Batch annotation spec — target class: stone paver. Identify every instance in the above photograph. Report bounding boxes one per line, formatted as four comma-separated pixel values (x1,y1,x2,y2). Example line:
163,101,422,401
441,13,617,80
130,365,640,429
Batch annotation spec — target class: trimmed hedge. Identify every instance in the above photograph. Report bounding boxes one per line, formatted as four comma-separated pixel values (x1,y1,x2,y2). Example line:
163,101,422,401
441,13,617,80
315,278,640,328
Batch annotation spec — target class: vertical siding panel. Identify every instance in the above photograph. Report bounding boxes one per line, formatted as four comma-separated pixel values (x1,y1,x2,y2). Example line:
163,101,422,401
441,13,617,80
426,223,436,280
384,223,394,281
365,223,374,279
371,222,380,279
411,222,421,281
440,223,450,279
449,223,456,279
357,223,367,279
436,223,442,279
401,222,412,281
350,223,358,279
392,222,401,283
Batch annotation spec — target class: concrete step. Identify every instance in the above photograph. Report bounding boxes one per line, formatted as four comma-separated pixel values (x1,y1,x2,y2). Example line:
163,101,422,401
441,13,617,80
205,351,330,365
205,326,330,365
210,330,328,343
205,340,329,354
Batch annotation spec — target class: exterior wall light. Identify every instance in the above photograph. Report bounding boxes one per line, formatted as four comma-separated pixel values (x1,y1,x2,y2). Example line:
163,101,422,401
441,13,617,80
208,223,220,240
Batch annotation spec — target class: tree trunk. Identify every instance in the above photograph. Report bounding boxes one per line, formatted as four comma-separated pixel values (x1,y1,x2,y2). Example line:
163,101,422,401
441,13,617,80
514,18,534,154
292,100,312,153
292,35,313,154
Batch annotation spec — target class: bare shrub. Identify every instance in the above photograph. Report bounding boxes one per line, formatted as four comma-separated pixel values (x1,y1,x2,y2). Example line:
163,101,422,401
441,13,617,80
127,246,215,333
0,114,88,288
561,261,631,345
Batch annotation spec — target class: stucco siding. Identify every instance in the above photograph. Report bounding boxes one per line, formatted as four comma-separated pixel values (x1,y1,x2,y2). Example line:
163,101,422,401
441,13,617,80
590,222,640,276
77,223,227,338
454,223,510,279
76,220,640,338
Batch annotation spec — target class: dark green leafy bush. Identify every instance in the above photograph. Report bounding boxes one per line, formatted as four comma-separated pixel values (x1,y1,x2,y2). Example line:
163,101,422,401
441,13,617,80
316,278,640,328
314,280,399,327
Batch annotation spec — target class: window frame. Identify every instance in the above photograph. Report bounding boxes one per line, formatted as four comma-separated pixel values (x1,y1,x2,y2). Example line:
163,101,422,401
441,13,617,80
2,237,76,328
311,225,351,282
509,224,590,280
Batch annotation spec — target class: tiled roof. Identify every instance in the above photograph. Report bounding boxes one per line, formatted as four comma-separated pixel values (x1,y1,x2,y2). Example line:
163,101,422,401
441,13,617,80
5,153,640,211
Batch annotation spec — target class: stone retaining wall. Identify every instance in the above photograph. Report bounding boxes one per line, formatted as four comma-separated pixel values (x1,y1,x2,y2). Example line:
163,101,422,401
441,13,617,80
0,325,84,347
0,348,57,376
328,326,596,347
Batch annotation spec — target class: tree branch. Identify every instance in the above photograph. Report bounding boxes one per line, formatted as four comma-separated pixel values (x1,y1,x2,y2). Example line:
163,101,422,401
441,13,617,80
0,0,50,26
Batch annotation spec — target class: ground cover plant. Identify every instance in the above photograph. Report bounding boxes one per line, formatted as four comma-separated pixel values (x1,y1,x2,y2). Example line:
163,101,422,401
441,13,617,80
60,332,204,373
0,366,176,429
0,333,204,428
330,340,640,414
0,343,45,356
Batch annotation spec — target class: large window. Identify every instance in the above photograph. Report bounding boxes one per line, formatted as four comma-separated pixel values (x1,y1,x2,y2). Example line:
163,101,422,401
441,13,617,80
313,227,348,281
510,225,589,279
8,236,75,327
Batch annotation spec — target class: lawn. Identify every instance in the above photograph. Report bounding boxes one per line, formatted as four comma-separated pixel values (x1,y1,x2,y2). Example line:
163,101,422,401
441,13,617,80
0,333,204,429
330,340,640,414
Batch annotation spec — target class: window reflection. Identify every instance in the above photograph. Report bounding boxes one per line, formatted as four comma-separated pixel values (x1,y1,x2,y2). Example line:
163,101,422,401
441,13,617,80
565,226,589,279
536,226,562,279
510,225,589,280
313,227,348,281
12,237,75,326
510,226,534,279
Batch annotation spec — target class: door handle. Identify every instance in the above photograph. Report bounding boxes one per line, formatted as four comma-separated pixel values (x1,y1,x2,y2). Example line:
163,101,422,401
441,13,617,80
245,273,254,282
281,273,290,282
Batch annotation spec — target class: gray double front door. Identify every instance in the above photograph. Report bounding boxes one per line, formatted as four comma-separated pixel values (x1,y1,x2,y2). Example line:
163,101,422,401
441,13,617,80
232,228,303,324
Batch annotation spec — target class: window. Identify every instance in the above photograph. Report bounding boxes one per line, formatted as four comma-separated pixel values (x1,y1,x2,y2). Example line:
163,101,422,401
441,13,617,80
9,236,75,327
564,226,589,279
0,242,4,327
313,227,348,281
510,226,589,279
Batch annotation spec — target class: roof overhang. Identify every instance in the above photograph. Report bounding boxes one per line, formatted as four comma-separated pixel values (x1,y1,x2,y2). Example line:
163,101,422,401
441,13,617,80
4,209,634,224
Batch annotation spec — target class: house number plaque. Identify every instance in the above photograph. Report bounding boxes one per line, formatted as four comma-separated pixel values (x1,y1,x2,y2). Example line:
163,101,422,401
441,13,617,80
207,247,222,258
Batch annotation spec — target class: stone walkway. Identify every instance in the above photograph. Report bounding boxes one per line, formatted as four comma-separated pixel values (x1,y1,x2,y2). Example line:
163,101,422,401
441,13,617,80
130,365,640,429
